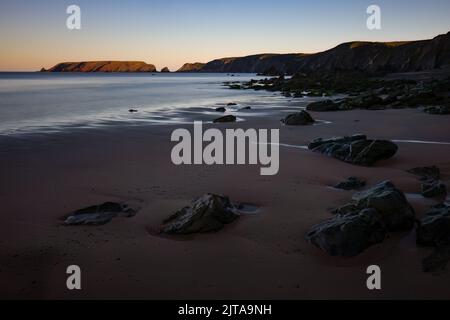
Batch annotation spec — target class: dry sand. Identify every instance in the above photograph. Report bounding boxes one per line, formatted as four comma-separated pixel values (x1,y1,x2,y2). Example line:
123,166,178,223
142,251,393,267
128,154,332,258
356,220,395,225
0,105,449,299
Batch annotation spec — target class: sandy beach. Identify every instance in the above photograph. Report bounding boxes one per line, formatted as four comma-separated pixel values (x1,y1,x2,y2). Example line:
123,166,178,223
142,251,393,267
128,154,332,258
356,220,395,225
1,100,449,299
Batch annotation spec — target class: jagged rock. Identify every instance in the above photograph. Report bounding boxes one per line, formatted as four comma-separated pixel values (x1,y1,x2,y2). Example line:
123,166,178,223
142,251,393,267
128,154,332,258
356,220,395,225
306,100,340,112
213,115,236,123
161,194,239,234
305,208,387,257
306,181,415,256
308,135,398,166
417,204,450,246
282,111,315,125
334,177,366,190
423,105,450,115
407,166,440,181
64,202,137,226
422,180,447,198
215,107,226,112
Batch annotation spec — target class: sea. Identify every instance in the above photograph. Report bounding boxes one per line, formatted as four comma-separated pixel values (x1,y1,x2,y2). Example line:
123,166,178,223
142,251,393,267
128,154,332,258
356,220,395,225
0,72,287,135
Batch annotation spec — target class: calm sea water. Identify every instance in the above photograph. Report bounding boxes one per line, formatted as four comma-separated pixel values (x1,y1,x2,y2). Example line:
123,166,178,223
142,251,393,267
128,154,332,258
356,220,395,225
0,72,279,135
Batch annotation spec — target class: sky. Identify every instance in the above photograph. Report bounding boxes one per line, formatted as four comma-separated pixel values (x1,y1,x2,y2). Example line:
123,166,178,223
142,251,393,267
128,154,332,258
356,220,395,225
0,0,449,71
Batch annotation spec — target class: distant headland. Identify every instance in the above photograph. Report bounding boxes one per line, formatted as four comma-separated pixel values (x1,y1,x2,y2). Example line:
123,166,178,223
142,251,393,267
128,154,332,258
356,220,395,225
42,31,450,75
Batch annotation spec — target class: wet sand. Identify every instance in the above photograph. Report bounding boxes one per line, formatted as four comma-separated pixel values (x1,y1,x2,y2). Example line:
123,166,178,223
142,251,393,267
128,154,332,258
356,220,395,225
0,105,449,299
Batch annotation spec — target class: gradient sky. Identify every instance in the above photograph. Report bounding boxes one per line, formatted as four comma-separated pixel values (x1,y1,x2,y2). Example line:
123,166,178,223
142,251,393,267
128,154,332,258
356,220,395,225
0,0,449,71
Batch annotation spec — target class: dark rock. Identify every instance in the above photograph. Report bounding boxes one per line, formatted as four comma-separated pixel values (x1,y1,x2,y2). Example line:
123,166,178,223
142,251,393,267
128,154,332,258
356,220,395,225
306,181,415,256
423,105,450,115
417,204,450,247
129,109,138,113
160,67,170,73
335,177,367,190
407,166,440,181
282,111,315,125
213,115,236,123
306,100,339,112
238,106,251,111
422,180,447,198
64,202,137,226
308,135,398,166
161,194,239,234
305,208,387,257
227,103,237,106
422,245,450,273
347,181,416,231
215,107,226,112
347,94,383,109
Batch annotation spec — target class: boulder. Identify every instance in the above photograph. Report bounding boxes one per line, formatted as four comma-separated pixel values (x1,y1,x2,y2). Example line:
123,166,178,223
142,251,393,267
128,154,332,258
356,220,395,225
64,202,137,226
213,115,236,123
305,208,387,257
422,180,447,198
215,107,226,112
282,111,315,125
308,135,398,166
238,106,251,111
417,204,450,247
161,194,239,234
306,181,415,256
334,177,366,190
227,103,237,106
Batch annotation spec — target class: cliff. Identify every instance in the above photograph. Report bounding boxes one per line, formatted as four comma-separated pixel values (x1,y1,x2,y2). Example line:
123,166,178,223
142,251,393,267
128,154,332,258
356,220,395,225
177,62,206,72
42,61,157,72
183,31,450,74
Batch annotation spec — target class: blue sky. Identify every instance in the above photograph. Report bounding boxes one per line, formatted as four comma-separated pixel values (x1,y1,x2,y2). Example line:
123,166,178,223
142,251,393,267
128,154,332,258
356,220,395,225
0,0,449,71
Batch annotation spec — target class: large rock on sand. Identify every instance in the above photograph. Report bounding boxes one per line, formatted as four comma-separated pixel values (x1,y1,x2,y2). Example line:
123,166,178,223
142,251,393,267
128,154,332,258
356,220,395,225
64,202,137,225
282,111,315,125
213,115,236,123
161,194,239,234
417,204,450,247
308,134,398,166
334,177,366,190
306,181,415,256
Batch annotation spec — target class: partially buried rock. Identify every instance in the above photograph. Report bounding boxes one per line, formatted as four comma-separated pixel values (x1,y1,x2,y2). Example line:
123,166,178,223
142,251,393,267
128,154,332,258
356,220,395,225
407,166,440,181
306,181,415,256
215,107,226,112
422,180,447,198
423,105,450,115
239,106,251,111
161,194,239,234
64,202,137,226
282,111,315,125
213,115,236,123
308,134,398,166
334,177,366,190
227,103,237,106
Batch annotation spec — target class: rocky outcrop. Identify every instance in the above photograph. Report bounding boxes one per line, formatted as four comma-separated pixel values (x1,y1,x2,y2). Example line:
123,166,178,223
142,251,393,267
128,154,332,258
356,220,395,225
64,202,137,225
161,67,170,73
423,105,450,114
177,62,206,72
306,181,415,256
161,194,239,234
43,61,157,72
334,177,366,190
282,111,315,125
306,100,341,112
308,135,398,166
407,165,447,198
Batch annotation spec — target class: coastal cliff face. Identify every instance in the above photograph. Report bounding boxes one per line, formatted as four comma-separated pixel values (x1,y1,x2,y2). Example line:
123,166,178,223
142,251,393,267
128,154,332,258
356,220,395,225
42,61,157,72
187,31,450,74
177,62,206,72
